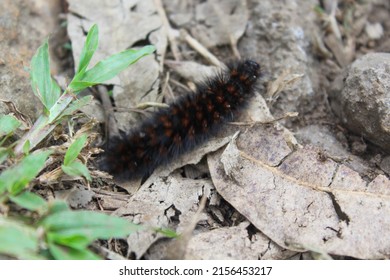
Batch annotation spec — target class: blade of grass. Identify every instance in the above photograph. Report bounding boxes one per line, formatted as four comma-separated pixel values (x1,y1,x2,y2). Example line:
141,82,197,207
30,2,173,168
41,211,140,239
0,218,41,259
68,45,156,92
48,242,100,260
9,191,48,213
0,150,52,195
30,40,60,110
47,231,90,250
81,45,155,83
63,134,87,166
14,27,155,156
61,161,92,181
76,24,99,75
50,77,62,106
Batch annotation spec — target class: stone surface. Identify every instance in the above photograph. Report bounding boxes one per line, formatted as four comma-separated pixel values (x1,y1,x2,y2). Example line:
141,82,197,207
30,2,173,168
0,0,62,121
329,53,390,152
239,0,320,118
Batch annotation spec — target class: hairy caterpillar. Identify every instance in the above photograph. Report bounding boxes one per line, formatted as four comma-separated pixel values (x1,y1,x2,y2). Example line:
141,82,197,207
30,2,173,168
100,60,261,180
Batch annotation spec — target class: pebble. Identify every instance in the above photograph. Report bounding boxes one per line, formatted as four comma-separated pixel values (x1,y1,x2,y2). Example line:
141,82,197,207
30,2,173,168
329,53,390,152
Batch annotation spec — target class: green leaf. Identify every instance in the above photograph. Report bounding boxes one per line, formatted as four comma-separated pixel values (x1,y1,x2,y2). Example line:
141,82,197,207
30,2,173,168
0,217,41,259
61,161,92,181
68,45,156,92
47,231,91,250
64,79,94,93
82,45,155,83
0,114,21,136
63,134,87,166
41,211,140,244
0,150,51,195
77,24,98,75
30,40,59,110
50,77,62,104
9,191,48,212
48,242,100,260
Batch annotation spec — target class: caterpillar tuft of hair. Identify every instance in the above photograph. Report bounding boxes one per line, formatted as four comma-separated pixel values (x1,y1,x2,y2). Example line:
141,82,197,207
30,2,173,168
99,59,261,180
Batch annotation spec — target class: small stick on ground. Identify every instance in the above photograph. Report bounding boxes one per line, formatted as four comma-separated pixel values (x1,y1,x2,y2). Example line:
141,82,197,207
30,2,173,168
154,0,182,61
181,29,223,67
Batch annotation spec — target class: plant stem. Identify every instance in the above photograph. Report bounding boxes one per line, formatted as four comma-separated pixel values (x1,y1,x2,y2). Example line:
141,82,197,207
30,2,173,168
14,91,75,155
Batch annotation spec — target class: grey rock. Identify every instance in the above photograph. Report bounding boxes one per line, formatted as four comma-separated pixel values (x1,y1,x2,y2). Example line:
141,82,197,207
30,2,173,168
0,0,62,121
329,53,390,152
239,0,320,117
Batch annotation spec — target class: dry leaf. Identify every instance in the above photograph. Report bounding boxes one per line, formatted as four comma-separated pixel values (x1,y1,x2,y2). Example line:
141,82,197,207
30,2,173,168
114,173,215,259
208,124,390,259
184,222,297,260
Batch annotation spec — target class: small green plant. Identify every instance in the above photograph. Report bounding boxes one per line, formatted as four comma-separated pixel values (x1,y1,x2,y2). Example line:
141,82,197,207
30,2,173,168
0,24,155,259
61,134,91,181
14,24,155,155
0,200,140,259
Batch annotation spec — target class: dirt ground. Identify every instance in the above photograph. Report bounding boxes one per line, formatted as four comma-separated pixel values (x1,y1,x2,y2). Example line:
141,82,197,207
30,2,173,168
1,0,390,259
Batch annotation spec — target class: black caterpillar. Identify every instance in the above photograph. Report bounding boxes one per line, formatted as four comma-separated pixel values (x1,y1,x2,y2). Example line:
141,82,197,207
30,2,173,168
100,60,261,180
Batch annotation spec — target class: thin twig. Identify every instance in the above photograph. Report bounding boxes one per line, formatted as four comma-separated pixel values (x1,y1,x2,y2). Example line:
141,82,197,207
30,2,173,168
229,112,299,126
97,85,119,139
154,0,182,61
181,29,223,67
161,71,173,99
210,0,242,59
329,0,342,40
135,102,169,110
164,194,208,259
